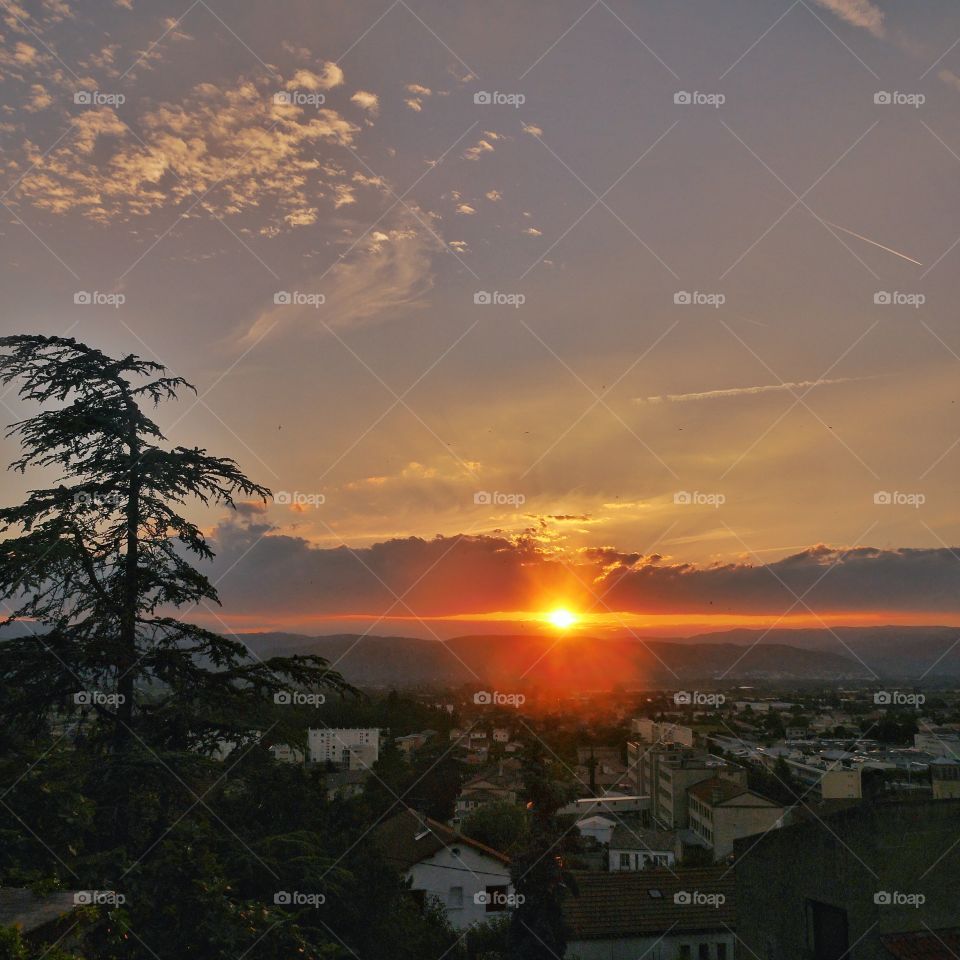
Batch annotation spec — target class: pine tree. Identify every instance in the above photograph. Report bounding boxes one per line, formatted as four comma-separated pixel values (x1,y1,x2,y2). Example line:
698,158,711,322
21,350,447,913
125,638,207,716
0,335,349,842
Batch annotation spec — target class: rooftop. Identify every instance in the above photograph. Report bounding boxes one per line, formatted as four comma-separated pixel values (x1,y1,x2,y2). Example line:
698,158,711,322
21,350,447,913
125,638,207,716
882,928,960,960
564,868,735,939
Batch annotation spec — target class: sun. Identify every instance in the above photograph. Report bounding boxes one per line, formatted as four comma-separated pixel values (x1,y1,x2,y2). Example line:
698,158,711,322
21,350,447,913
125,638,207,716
546,608,577,629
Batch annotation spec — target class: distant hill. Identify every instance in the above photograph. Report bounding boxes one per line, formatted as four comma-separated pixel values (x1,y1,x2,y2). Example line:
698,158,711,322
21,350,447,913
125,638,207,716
236,631,865,688
678,626,960,680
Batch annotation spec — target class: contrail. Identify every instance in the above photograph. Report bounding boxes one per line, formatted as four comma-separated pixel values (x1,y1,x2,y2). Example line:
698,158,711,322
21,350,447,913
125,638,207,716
820,219,923,266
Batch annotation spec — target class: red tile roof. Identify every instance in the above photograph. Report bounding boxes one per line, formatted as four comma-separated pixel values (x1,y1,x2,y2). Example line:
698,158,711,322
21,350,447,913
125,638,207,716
564,868,736,939
882,929,960,960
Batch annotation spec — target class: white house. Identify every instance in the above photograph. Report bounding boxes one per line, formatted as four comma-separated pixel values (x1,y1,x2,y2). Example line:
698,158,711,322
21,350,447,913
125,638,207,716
372,809,514,930
608,823,677,871
576,815,617,846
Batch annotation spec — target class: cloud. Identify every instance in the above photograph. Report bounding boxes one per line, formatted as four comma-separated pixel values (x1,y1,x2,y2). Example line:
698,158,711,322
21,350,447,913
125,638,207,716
939,69,960,93
523,226,542,236
406,83,432,96
637,377,860,405
206,521,960,619
463,138,495,160
811,0,884,37
522,122,543,137
404,98,424,112
240,208,442,343
286,63,344,91
12,74,365,227
350,90,379,114
456,203,475,215
485,190,502,201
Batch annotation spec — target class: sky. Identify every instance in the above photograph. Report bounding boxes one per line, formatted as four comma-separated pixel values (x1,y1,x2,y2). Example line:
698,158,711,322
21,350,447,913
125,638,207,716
3,0,960,636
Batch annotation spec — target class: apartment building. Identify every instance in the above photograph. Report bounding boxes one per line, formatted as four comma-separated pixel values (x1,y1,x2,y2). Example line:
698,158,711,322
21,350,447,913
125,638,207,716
308,727,380,770
687,778,785,860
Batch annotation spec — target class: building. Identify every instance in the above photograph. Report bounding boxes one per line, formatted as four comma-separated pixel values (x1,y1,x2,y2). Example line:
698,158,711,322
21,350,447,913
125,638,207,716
371,808,513,931
654,753,746,829
608,823,677,871
307,728,379,770
736,800,960,960
454,768,521,817
687,778,786,860
782,757,862,800
576,815,617,846
914,730,960,758
323,768,368,801
492,726,511,743
930,758,960,799
563,868,736,960
630,718,695,747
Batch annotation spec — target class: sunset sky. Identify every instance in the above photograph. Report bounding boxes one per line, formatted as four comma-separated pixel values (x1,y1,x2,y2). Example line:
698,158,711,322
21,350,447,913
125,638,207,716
3,0,960,635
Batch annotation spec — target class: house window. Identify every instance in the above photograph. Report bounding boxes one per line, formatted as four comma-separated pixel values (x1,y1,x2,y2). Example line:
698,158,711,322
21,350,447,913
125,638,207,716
698,944,710,960
717,944,727,960
619,852,630,869
678,946,691,960
805,900,849,960
485,885,509,913
448,886,463,909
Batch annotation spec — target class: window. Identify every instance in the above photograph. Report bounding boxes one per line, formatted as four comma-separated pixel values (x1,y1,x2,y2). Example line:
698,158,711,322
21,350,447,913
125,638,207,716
619,852,631,869
448,886,463,909
717,944,728,960
698,944,710,960
678,946,691,960
805,901,849,960
485,885,509,913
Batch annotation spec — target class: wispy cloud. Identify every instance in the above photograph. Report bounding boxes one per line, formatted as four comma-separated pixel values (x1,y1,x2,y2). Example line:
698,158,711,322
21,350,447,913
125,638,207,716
812,0,885,38
636,376,863,405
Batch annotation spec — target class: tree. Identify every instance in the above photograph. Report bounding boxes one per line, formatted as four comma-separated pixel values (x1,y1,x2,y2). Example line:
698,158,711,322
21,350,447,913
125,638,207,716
462,801,528,854
507,743,578,960
0,335,349,844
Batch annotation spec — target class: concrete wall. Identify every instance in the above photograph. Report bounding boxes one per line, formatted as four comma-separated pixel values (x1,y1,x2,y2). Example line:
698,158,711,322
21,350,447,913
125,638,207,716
567,930,734,960
736,800,960,960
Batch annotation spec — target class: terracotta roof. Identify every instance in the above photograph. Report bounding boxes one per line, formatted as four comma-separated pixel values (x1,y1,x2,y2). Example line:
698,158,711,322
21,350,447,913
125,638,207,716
564,868,736,939
687,778,749,805
882,929,960,960
609,823,677,851
370,808,510,872
0,889,80,933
